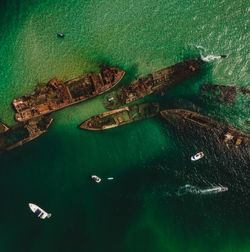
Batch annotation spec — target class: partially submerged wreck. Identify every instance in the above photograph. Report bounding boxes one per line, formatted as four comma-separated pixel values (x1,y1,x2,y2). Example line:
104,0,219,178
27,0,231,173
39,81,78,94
0,116,53,154
0,122,9,134
104,59,200,109
79,102,160,130
13,65,125,122
200,84,250,104
160,109,249,147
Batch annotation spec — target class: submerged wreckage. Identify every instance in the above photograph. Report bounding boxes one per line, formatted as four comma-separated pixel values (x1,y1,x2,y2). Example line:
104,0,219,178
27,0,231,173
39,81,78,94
0,117,53,154
12,65,125,122
201,84,250,104
0,122,9,134
160,109,249,147
104,59,200,109
79,102,160,130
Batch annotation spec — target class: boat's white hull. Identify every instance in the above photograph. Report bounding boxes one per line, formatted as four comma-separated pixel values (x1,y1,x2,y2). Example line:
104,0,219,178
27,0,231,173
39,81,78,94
29,203,51,219
191,152,204,161
91,175,101,183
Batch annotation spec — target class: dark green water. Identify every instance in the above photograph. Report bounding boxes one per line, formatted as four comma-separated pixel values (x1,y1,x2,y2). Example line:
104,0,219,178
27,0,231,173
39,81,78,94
0,0,249,251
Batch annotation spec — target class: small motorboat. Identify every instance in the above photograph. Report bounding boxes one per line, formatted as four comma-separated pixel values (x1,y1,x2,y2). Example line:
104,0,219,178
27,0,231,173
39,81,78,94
107,177,114,180
91,175,101,183
29,203,51,219
199,186,228,194
57,33,64,38
191,152,204,161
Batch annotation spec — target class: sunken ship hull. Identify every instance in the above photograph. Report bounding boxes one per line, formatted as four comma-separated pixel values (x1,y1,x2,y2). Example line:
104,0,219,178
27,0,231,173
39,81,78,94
13,65,125,122
201,84,250,104
79,102,160,130
0,116,53,154
104,59,200,110
160,109,250,147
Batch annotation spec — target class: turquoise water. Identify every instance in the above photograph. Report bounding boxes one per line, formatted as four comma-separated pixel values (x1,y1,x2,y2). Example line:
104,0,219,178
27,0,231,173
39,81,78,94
0,0,249,251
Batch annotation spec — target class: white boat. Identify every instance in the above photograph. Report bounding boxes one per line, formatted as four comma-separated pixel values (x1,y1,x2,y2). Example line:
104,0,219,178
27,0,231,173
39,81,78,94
191,152,204,161
91,175,101,183
199,186,228,194
29,203,51,219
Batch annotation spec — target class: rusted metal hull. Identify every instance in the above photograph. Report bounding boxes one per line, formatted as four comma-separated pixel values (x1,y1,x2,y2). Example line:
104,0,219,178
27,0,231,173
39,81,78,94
104,59,200,109
12,66,125,122
160,109,250,147
0,116,53,154
79,102,160,130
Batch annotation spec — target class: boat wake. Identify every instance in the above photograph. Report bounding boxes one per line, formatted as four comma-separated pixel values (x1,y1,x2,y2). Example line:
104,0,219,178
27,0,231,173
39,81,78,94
135,184,228,200
176,184,228,196
196,45,227,62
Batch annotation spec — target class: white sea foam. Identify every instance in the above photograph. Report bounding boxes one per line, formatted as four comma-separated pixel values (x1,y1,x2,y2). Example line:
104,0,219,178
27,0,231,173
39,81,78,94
200,54,223,62
196,45,227,62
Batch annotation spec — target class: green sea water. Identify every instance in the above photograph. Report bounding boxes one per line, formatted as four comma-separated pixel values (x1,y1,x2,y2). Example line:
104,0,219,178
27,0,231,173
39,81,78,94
0,0,249,251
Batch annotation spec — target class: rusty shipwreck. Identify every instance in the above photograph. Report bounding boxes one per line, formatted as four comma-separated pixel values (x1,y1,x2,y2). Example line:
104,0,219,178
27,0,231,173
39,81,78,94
13,65,125,122
200,84,250,104
104,59,200,109
160,109,249,147
0,116,53,154
79,102,160,130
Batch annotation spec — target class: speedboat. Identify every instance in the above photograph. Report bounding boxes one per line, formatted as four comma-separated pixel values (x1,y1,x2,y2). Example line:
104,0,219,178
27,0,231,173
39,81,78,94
29,203,51,219
199,186,228,194
191,152,204,161
91,175,101,183
57,33,64,38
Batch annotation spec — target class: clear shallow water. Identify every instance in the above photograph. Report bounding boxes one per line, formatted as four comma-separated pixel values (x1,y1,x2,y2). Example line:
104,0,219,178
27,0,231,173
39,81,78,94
0,0,249,251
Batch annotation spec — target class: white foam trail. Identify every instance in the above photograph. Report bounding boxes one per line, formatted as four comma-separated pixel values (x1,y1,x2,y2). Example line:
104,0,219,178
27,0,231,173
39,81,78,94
196,45,226,62
176,185,228,196
200,54,223,62
196,45,205,50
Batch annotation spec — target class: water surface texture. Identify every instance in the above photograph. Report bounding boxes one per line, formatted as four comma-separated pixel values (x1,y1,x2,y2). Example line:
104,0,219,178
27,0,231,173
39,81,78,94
0,0,249,251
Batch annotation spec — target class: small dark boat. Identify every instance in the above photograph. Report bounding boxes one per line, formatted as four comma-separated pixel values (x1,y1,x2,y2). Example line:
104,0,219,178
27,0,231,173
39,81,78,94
57,33,64,38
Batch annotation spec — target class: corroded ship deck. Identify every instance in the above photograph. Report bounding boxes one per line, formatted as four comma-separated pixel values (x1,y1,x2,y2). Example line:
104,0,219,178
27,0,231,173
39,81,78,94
160,109,250,147
104,59,200,109
13,65,125,122
0,116,53,154
79,102,160,130
201,84,250,104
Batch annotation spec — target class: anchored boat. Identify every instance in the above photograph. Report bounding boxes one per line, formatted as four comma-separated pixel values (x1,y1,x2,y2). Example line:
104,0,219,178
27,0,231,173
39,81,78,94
160,109,250,147
79,102,160,130
104,59,200,109
91,175,101,183
13,65,125,122
29,203,51,219
191,152,204,161
57,33,64,38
